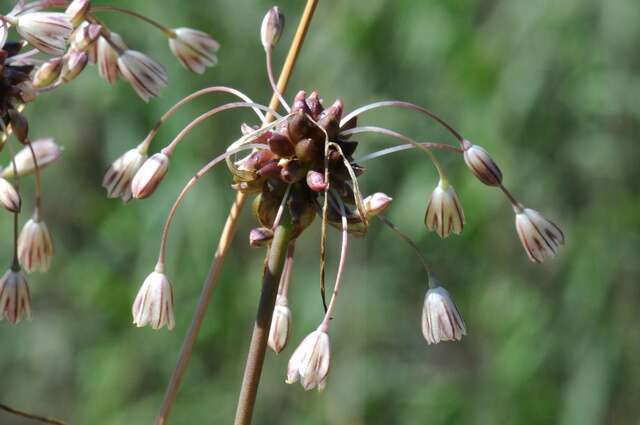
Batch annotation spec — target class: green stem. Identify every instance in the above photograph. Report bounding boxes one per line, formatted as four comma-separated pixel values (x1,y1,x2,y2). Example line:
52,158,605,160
90,5,176,37
233,219,293,425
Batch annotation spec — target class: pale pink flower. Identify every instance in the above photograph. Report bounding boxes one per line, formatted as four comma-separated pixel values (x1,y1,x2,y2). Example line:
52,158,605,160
0,268,31,324
286,329,331,391
422,286,466,344
514,206,564,263
169,28,219,74
132,270,175,330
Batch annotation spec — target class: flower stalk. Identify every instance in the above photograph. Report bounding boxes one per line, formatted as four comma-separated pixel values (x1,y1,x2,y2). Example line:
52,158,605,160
154,1,319,424
234,218,293,425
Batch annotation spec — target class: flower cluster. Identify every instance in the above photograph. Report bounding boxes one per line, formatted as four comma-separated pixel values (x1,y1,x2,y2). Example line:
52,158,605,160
2,0,219,100
0,0,219,324
123,6,564,396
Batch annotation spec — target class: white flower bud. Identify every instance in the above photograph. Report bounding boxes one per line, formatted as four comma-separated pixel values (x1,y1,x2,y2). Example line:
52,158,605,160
14,12,73,55
97,33,126,84
32,57,63,88
514,206,564,263
18,212,54,273
61,50,88,82
0,268,31,324
117,50,168,101
462,139,503,186
0,177,20,213
65,0,91,28
260,6,285,50
132,270,175,330
2,138,63,178
286,329,331,391
424,179,464,238
363,192,392,217
169,28,219,74
249,227,274,248
70,22,101,52
102,144,147,203
422,286,466,345
131,152,170,199
268,295,291,353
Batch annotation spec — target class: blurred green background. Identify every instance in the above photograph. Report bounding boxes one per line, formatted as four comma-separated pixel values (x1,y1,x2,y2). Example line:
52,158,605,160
1,0,638,424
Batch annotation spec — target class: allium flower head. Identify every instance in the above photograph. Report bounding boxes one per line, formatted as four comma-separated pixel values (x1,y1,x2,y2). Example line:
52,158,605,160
268,295,291,353
514,206,564,263
286,329,331,391
0,268,31,324
132,270,175,330
117,50,168,101
131,151,170,199
2,138,63,178
97,32,126,84
13,12,73,55
18,212,54,273
169,28,219,74
422,286,466,344
103,143,148,202
424,179,464,238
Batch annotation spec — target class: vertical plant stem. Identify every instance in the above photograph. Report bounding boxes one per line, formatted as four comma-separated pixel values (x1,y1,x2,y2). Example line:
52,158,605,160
154,1,319,424
233,2,320,423
234,221,293,425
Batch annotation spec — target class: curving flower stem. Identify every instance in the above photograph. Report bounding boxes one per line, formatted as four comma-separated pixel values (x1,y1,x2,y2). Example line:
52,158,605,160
90,5,176,38
340,100,465,145
234,220,293,425
265,48,291,113
341,125,450,181
376,215,434,288
141,87,267,151
0,401,69,425
318,205,348,332
156,143,267,267
154,1,319,424
161,102,279,156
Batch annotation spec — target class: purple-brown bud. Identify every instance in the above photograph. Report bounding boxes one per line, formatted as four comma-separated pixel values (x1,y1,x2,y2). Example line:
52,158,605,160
295,137,322,164
280,160,305,183
249,227,274,248
306,91,323,119
462,140,503,186
8,110,29,144
268,133,295,157
290,90,310,115
131,152,170,199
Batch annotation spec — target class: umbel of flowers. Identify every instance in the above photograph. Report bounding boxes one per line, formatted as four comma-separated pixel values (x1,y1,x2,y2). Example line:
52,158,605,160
0,0,219,323
121,6,565,395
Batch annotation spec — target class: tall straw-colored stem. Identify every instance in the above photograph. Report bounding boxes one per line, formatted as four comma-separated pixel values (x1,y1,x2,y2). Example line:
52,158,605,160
154,1,319,424
233,220,293,425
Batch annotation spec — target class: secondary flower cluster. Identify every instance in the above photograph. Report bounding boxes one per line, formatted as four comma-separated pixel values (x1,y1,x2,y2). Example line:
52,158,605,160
0,0,219,324
1,0,219,101
121,6,564,393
